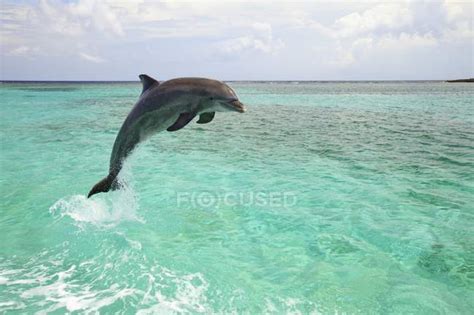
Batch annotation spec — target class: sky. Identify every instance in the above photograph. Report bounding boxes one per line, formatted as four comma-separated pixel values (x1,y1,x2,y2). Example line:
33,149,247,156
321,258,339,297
0,0,473,81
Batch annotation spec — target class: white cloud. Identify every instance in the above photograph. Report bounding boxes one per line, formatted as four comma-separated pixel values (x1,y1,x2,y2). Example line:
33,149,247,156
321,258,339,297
35,0,124,37
6,46,37,56
291,2,414,39
441,0,474,42
443,0,472,22
305,0,471,71
321,43,356,68
333,3,413,38
78,52,106,63
215,23,284,56
348,32,438,60
320,32,439,71
379,33,438,50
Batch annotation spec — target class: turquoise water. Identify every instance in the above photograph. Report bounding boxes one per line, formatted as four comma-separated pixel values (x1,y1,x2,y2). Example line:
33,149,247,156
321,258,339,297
1,81,473,313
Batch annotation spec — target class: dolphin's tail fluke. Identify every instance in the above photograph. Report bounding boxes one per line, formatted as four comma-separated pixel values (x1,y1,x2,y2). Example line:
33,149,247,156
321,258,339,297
87,174,117,198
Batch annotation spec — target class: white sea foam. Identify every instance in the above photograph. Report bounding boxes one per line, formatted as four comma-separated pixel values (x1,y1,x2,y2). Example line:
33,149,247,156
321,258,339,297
0,254,211,314
1,252,321,314
17,264,139,313
137,270,210,314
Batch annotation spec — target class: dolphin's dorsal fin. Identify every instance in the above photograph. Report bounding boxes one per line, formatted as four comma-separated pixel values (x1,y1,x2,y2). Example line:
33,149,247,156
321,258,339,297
139,74,159,95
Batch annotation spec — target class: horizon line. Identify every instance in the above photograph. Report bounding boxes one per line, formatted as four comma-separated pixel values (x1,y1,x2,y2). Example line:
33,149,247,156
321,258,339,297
1,79,471,83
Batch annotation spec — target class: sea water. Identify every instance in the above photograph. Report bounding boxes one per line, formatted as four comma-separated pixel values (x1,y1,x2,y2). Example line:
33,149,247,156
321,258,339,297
0,81,473,313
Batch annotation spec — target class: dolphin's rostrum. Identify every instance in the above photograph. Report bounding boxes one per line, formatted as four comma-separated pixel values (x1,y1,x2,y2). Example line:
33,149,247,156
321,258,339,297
87,74,246,198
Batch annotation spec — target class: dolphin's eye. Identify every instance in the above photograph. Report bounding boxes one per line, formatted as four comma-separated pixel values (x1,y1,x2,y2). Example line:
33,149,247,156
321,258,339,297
209,97,214,101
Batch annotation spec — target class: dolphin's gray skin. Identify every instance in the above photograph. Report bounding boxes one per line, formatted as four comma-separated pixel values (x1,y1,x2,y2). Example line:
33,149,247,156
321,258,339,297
87,74,245,198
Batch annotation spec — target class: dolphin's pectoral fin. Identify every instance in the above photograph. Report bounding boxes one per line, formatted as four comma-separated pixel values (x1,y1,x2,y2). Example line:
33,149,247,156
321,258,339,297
167,112,197,132
139,74,159,95
196,112,215,124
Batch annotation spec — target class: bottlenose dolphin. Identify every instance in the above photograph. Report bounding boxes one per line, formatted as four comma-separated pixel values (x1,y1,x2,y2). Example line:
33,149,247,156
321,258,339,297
87,74,245,198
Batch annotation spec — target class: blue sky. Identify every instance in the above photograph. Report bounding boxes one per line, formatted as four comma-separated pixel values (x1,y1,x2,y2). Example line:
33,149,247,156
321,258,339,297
1,0,473,80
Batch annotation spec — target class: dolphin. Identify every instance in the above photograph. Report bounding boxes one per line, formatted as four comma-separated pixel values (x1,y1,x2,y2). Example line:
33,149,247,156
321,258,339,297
87,74,245,198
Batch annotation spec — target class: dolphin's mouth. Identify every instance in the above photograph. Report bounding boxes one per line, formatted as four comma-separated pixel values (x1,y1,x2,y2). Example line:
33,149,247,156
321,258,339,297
227,99,246,113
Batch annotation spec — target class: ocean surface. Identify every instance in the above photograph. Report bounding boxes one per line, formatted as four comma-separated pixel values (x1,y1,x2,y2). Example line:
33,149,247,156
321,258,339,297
0,81,473,313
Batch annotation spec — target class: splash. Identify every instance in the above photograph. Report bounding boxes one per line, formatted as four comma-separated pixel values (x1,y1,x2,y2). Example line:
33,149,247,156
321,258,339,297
50,167,144,228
